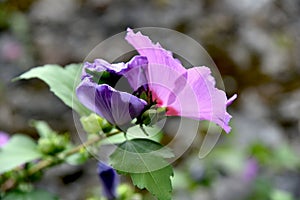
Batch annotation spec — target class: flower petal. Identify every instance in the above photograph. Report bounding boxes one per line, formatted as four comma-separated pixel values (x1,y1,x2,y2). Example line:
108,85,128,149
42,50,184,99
97,161,119,200
226,94,237,106
125,28,186,75
167,67,234,133
81,59,108,80
148,65,185,107
121,55,149,91
0,131,9,147
83,56,149,92
76,78,147,126
243,158,258,182
125,28,187,106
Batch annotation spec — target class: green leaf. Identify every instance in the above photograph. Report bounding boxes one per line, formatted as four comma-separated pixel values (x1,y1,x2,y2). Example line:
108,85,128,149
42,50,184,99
100,125,163,146
16,64,90,116
29,120,70,155
3,189,58,200
109,139,174,199
130,165,173,200
126,125,163,142
273,144,299,170
30,120,55,137
250,177,272,200
66,149,89,165
0,134,42,174
100,132,126,145
271,189,294,200
171,169,190,190
109,139,174,173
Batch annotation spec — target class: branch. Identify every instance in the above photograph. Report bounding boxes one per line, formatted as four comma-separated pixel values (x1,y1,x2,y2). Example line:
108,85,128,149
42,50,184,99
1,130,121,192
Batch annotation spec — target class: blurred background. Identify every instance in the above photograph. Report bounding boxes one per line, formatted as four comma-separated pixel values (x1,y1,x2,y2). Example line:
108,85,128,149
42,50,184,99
0,0,300,199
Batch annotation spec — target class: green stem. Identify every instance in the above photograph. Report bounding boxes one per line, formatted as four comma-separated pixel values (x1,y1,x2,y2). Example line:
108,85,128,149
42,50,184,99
1,130,121,192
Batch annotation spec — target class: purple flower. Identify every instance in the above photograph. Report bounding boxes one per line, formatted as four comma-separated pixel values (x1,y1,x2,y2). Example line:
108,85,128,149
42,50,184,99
0,131,9,147
243,158,259,182
125,28,236,133
76,28,236,133
77,56,148,127
97,161,119,200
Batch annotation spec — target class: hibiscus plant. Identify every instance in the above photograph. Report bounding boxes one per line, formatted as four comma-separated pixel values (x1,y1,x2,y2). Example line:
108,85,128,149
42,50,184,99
0,28,236,200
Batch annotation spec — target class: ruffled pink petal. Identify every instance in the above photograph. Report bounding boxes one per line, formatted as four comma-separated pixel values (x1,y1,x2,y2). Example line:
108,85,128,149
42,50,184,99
125,28,186,105
125,28,186,75
167,67,233,133
125,28,236,133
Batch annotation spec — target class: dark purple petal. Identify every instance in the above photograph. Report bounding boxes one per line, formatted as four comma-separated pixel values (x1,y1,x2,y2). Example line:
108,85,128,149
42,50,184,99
0,131,9,147
83,58,138,77
83,56,149,92
121,55,149,91
97,161,119,200
76,78,147,126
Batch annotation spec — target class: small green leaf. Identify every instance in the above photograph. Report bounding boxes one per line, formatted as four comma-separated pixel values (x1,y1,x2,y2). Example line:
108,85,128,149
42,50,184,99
30,120,55,138
66,148,89,165
109,139,174,173
271,189,294,200
3,189,58,200
0,134,42,174
171,169,190,190
16,64,90,116
85,68,119,86
100,132,126,145
140,107,166,126
130,165,173,200
126,125,163,142
273,144,299,170
100,125,163,146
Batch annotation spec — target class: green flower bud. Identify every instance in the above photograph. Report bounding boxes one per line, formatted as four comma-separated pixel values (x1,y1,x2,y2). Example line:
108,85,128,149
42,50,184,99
101,120,113,133
117,184,143,200
80,113,113,134
141,107,166,126
80,113,103,134
37,134,68,155
66,148,89,165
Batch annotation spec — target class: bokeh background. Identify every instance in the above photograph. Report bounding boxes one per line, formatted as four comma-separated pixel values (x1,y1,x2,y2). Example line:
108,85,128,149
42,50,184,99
0,0,300,199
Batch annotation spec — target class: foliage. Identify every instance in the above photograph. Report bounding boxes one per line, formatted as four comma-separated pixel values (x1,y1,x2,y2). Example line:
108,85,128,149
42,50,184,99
109,139,173,173
16,64,90,116
0,134,42,174
110,139,174,200
130,165,173,200
2,59,299,200
1,63,178,199
2,189,58,200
